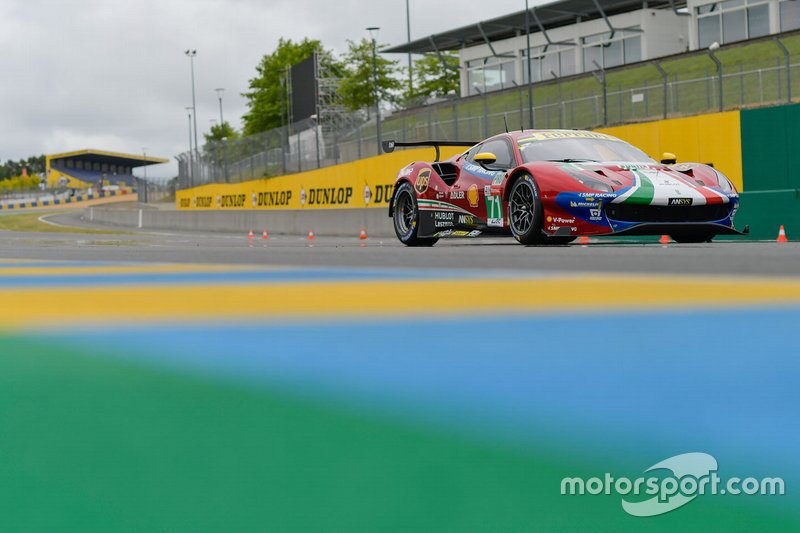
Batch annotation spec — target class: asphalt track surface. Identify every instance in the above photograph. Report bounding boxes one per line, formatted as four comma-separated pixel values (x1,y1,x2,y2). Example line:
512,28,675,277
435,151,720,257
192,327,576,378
2,208,800,530
0,210,797,276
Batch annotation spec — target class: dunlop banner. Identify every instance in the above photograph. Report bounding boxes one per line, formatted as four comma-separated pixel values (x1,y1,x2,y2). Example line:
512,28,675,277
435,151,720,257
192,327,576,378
176,147,465,211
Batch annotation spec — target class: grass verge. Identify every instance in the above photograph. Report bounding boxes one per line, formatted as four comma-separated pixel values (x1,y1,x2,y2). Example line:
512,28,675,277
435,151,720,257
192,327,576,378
0,212,125,234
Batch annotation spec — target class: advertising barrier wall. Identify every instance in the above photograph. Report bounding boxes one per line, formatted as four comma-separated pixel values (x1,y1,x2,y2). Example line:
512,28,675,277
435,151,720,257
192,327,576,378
734,103,800,239
175,105,798,240
175,147,465,212
177,112,746,215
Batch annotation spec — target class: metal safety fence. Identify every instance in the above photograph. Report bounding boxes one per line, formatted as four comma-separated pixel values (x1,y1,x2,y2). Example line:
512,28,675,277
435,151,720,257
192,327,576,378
177,57,798,190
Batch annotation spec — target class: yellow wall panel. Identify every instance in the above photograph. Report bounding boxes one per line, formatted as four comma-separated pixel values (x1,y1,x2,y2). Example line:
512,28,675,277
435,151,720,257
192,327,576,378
598,111,743,190
177,111,745,212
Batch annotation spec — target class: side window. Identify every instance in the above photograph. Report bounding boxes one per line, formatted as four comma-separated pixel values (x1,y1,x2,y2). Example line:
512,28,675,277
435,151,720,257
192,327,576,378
480,139,514,170
464,144,483,162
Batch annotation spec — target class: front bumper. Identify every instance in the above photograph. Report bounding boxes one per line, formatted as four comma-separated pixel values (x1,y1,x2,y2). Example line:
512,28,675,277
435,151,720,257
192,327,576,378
606,222,749,237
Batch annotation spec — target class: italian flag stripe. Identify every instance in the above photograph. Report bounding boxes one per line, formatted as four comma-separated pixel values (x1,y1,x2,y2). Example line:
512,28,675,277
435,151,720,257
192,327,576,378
623,171,655,205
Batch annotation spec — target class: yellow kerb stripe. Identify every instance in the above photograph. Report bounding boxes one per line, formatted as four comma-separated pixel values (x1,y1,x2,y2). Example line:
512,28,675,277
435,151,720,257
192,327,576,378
0,264,264,277
2,276,800,330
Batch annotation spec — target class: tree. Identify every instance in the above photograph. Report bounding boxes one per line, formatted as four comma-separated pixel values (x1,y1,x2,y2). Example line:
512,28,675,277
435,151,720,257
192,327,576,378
338,38,402,115
203,122,240,145
242,38,337,136
0,174,41,193
0,155,45,181
405,52,460,102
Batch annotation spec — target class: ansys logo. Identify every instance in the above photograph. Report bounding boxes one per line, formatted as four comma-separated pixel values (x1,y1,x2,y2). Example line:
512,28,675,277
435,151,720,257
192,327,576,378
561,453,784,517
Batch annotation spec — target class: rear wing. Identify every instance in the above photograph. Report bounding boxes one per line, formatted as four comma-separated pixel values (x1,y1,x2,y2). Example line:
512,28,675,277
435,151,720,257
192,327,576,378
381,140,478,162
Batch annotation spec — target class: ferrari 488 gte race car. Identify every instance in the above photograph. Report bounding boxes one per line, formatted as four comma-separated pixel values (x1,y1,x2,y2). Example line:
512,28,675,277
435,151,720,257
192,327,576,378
385,130,747,246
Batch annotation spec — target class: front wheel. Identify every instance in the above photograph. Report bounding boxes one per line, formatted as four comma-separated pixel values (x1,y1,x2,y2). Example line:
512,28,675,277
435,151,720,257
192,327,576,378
544,236,577,245
508,174,544,245
393,182,439,247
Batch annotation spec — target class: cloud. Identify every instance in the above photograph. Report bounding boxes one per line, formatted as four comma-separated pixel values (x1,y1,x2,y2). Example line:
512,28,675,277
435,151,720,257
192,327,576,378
0,0,527,178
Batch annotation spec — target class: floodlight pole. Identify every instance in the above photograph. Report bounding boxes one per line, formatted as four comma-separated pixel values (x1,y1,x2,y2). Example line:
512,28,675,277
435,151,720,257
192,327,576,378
215,88,225,130
773,36,791,103
185,107,193,186
654,61,668,119
525,0,535,129
592,60,607,126
707,42,723,112
550,70,563,129
367,27,381,156
406,0,413,93
185,50,198,159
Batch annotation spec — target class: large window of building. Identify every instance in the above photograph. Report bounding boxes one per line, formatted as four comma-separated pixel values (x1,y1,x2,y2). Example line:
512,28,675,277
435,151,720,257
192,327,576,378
781,0,800,32
696,0,770,48
581,29,642,72
522,44,576,82
466,56,517,95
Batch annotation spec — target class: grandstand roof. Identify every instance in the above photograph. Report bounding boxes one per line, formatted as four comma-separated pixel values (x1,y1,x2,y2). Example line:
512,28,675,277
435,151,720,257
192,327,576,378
47,149,168,167
383,0,686,54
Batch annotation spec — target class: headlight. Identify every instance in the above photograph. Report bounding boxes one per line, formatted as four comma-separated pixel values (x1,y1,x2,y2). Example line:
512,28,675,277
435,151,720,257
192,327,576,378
714,170,733,193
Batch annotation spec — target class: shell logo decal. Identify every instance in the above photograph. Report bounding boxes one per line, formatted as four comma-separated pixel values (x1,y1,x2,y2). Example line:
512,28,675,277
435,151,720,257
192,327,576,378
468,184,479,207
415,169,431,194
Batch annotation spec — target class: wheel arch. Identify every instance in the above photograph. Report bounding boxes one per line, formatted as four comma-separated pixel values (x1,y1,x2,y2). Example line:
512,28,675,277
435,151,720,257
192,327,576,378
387,179,412,217
503,168,536,203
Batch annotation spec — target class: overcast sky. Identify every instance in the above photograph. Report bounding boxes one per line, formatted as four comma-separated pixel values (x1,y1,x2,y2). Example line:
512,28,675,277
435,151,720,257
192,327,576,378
0,0,537,179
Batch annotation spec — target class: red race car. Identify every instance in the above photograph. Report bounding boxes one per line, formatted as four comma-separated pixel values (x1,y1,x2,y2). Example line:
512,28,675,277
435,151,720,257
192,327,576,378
384,130,747,246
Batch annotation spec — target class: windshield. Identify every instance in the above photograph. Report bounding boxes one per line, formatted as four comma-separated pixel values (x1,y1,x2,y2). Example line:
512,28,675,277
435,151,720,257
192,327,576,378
519,135,654,164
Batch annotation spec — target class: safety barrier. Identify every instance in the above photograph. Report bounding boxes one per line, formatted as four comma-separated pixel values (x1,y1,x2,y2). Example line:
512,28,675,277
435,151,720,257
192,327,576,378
0,189,134,211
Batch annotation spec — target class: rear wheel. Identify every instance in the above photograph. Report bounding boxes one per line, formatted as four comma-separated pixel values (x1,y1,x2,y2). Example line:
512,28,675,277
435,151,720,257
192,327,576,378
669,233,715,243
508,174,545,245
393,182,439,247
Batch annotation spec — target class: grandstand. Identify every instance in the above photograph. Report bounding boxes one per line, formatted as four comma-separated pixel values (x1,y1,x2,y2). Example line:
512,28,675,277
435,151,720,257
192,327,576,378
46,149,168,190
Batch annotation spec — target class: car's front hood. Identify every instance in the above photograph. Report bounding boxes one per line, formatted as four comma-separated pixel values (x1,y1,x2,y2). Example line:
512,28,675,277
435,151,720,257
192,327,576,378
560,162,733,206
610,167,729,206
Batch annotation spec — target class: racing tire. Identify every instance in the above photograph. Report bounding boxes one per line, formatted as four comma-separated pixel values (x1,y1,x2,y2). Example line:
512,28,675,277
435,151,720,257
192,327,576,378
669,233,715,244
393,182,439,247
545,236,577,245
508,174,545,245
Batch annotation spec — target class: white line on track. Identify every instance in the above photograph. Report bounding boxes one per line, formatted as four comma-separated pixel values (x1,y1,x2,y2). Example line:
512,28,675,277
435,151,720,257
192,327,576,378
37,214,73,228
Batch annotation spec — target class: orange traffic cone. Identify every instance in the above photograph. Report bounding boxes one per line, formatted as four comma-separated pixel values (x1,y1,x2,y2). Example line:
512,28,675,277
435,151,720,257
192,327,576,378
359,227,367,240
262,229,269,241
308,230,315,241
659,235,670,244
247,229,254,240
578,235,590,245
777,225,789,243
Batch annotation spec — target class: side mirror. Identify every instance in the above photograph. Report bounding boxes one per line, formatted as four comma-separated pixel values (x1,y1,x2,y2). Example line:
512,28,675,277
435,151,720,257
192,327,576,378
661,152,677,165
474,152,497,167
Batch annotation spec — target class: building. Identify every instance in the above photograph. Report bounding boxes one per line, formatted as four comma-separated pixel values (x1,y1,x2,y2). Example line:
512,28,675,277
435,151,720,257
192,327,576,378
46,149,168,190
384,0,796,97
689,0,798,49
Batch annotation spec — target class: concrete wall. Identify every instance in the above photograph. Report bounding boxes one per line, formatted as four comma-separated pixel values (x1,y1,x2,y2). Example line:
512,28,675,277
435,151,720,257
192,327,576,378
86,206,396,238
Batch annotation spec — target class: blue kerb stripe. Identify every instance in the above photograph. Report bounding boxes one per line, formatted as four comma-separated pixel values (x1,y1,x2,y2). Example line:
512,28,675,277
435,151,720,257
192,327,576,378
47,306,800,483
